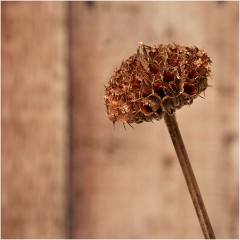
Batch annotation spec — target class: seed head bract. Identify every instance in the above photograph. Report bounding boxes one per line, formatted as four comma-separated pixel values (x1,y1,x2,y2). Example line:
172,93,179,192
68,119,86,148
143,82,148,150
104,42,211,124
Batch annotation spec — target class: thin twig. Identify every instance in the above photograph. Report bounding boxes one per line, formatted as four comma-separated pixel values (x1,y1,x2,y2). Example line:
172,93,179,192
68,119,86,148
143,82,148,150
164,112,216,239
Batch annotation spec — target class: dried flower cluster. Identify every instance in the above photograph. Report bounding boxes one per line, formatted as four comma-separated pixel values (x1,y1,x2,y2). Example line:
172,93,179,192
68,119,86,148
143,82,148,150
104,43,211,124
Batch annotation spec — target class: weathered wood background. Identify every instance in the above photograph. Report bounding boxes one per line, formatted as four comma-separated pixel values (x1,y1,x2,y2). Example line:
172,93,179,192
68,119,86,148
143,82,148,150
2,1,239,239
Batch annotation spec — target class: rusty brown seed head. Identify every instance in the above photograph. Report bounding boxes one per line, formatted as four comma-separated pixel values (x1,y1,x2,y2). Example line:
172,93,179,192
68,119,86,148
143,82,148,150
104,43,212,124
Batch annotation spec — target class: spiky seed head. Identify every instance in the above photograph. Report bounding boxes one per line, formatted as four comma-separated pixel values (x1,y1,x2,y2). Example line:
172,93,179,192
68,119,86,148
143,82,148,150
104,43,212,124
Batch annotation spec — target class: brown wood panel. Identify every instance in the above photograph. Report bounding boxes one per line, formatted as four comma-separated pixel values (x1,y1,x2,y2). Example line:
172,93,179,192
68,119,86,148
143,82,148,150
2,1,238,239
2,2,69,238
70,1,238,238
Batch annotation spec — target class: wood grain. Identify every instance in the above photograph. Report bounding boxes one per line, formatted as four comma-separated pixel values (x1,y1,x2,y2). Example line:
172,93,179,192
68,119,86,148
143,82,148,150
2,2,69,238
69,1,238,238
2,1,238,239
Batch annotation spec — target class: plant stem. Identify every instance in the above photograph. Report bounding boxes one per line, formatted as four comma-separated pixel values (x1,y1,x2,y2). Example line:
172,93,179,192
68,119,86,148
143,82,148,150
164,112,216,239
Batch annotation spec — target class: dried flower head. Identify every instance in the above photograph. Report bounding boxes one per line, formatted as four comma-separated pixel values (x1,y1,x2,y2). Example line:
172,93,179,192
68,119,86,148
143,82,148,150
104,42,212,124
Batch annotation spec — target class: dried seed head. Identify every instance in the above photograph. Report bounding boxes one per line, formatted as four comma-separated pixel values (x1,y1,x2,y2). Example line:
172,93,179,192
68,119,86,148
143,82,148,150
104,43,212,124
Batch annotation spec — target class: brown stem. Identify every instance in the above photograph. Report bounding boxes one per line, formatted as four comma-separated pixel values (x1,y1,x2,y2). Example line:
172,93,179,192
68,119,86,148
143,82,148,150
164,112,216,239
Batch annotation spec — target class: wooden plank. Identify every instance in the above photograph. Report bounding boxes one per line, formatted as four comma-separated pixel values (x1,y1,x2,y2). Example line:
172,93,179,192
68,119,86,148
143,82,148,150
70,1,238,238
2,2,70,238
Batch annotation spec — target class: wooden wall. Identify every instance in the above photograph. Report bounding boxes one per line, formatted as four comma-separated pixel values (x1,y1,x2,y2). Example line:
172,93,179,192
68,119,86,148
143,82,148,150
2,1,239,239
2,2,70,238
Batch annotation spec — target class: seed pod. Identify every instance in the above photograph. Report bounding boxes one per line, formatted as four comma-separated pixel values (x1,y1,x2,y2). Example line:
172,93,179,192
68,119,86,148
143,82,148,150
104,43,212,124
